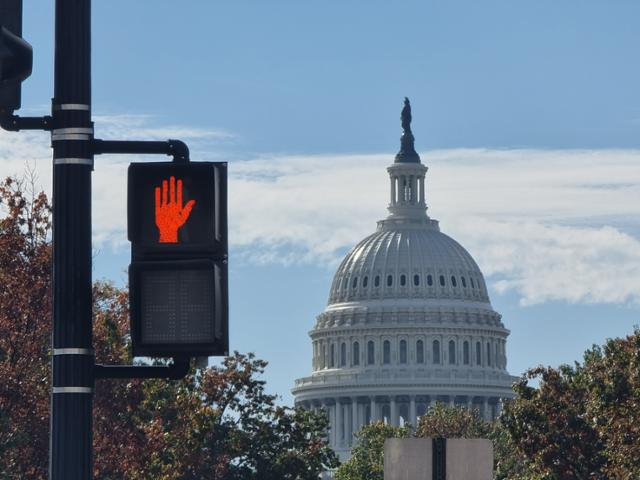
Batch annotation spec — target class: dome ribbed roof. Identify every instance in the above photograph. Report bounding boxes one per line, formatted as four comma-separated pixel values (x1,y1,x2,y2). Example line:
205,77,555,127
326,97,491,308
328,226,490,305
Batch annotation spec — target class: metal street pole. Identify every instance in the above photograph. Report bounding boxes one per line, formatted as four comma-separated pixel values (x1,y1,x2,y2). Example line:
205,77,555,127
0,1,202,477
49,0,94,477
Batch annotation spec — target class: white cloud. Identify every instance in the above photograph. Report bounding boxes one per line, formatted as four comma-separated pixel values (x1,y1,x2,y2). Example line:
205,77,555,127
453,220,640,306
93,114,234,142
229,149,640,306
2,119,640,306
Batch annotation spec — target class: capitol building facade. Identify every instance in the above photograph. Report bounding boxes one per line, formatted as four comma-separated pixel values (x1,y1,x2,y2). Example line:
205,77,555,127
291,99,517,461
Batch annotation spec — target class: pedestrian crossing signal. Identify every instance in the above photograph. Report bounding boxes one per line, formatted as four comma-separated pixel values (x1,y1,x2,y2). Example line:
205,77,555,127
127,162,228,358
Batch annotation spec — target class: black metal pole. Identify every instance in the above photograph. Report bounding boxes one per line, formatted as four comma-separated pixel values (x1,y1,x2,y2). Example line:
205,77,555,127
49,0,94,478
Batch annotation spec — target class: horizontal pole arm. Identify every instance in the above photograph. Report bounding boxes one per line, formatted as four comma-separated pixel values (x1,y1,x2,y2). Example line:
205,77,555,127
0,114,53,131
92,139,190,163
94,357,190,380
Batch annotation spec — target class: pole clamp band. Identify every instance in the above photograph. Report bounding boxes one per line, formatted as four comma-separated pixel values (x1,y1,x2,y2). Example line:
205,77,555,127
53,348,94,356
52,127,94,141
53,103,90,111
54,158,94,166
52,387,93,394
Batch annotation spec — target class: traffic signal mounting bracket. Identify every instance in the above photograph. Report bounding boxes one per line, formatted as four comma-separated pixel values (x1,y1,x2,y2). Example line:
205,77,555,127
93,138,190,163
94,357,190,380
0,113,52,131
93,139,197,379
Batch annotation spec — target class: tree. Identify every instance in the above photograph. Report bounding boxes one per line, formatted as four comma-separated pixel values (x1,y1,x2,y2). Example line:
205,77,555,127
0,175,51,479
0,175,337,479
502,330,640,479
335,403,496,480
334,403,539,480
415,401,490,438
334,422,410,480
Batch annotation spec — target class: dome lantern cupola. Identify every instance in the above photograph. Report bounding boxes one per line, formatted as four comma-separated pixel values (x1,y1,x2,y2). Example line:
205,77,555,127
382,97,437,230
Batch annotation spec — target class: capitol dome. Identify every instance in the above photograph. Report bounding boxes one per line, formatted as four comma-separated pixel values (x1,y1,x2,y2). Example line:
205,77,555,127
292,98,516,462
328,227,491,306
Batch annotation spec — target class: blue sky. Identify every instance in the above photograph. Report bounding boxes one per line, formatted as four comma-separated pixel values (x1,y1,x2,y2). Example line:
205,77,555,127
2,0,640,404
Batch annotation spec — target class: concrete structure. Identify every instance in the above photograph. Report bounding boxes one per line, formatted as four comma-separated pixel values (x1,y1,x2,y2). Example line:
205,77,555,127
384,438,433,480
292,99,517,461
384,438,493,480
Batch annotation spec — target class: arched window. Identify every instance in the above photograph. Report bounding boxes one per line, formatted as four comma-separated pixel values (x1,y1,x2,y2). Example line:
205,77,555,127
353,341,360,366
461,276,467,288
439,275,445,286
399,340,407,364
470,277,475,289
352,277,358,289
451,276,457,287
433,340,440,364
322,345,326,369
367,341,375,365
330,344,335,368
476,341,481,366
416,340,424,364
400,274,406,286
340,342,346,366
383,340,391,364
413,274,420,286
342,278,348,290
427,275,433,286
374,275,380,287
448,340,456,364
363,276,368,288
386,275,393,287
463,341,470,365
487,342,492,367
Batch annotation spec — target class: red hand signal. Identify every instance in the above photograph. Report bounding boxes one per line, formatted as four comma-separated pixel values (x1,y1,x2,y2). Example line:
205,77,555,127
155,176,196,243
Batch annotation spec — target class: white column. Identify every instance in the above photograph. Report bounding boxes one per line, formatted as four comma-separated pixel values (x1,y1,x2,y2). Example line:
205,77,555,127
410,175,417,203
351,398,359,443
409,396,416,427
370,396,377,423
328,402,336,447
390,176,396,205
419,176,425,204
336,399,343,447
503,340,508,369
390,396,398,426
482,397,489,421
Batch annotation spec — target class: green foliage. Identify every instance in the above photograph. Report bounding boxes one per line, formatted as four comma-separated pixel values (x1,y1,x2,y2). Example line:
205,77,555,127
415,401,490,438
334,422,410,480
502,329,640,479
334,403,540,480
